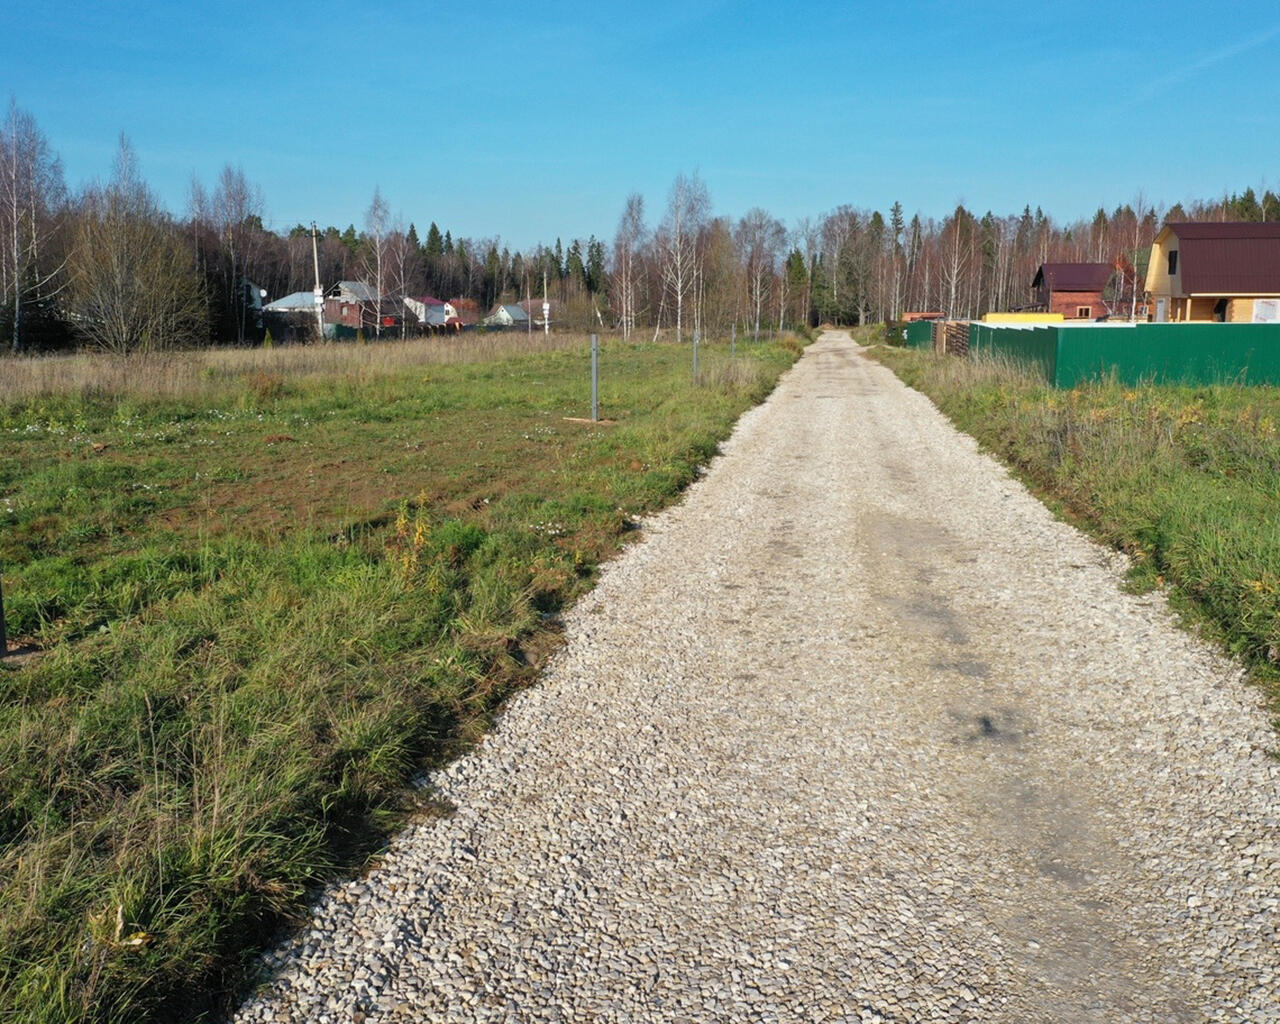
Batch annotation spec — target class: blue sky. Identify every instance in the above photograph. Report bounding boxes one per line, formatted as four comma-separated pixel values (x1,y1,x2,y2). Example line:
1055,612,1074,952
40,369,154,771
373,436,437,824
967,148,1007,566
4,0,1279,249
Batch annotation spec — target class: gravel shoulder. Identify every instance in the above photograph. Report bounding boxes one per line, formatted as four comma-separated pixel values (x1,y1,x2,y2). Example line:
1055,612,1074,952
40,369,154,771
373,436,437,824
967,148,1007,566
235,332,1280,1024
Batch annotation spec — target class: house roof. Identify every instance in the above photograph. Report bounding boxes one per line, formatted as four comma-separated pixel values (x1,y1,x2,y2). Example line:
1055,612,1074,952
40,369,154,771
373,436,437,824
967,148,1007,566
491,303,529,320
1164,222,1280,294
328,280,378,301
410,295,445,306
264,291,319,312
1032,262,1113,292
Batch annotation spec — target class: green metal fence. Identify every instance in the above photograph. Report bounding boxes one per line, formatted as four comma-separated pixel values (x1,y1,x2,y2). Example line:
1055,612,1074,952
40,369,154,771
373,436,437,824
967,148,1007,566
904,320,934,349
967,322,1280,388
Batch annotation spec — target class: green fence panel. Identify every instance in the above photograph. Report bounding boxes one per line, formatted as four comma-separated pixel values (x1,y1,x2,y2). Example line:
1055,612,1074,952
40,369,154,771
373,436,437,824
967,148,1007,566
965,322,1280,388
1054,323,1280,387
904,320,934,348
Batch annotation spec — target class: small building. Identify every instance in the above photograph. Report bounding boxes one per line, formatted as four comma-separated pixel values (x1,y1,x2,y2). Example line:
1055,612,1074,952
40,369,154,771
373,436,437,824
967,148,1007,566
483,303,529,328
901,311,944,323
1031,263,1113,320
324,280,379,333
445,298,479,328
1145,222,1280,322
518,298,558,327
405,295,448,328
263,290,321,341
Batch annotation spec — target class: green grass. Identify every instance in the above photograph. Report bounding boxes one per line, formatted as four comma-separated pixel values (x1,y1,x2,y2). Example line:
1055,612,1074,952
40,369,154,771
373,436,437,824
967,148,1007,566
0,333,801,1023
871,346,1280,710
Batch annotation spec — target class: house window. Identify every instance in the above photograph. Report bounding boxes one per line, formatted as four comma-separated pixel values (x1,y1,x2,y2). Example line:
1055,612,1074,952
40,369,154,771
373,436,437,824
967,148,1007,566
1168,250,1178,275
1076,306,1092,318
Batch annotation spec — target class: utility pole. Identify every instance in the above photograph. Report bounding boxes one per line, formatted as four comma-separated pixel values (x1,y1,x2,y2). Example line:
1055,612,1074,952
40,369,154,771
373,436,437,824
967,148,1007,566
311,222,325,340
542,268,550,336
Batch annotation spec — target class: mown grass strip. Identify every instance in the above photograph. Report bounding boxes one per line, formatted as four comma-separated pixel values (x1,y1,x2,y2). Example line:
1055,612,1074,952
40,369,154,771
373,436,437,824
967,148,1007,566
0,333,802,1023
870,344,1280,716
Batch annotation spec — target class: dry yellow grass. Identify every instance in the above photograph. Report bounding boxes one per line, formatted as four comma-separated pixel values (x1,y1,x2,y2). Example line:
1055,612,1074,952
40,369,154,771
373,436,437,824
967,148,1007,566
0,332,595,404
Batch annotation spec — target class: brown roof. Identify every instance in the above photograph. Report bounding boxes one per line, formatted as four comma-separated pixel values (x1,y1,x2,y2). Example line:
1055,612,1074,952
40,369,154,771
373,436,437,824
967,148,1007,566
1167,222,1280,294
1032,262,1113,292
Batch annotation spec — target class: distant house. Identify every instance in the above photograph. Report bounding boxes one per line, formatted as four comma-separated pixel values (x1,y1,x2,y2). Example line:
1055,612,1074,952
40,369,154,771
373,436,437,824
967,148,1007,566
518,298,558,327
1145,222,1280,322
263,290,320,341
483,303,531,328
324,280,379,333
405,295,448,328
445,298,480,328
1031,263,1113,320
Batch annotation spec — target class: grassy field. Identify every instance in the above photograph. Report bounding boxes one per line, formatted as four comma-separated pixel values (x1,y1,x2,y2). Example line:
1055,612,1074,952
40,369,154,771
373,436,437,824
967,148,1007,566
0,331,801,1023
871,344,1280,711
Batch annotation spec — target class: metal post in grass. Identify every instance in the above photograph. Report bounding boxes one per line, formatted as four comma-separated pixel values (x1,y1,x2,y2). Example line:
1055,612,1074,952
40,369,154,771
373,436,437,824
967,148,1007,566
0,566,6,657
590,333,599,422
693,329,700,382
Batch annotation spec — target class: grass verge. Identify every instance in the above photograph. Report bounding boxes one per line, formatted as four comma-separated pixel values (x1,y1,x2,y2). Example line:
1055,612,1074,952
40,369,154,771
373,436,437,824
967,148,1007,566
869,345,1280,716
0,332,801,1023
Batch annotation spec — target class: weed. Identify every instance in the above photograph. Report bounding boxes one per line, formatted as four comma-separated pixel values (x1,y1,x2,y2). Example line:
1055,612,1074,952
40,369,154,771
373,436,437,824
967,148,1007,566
246,373,286,404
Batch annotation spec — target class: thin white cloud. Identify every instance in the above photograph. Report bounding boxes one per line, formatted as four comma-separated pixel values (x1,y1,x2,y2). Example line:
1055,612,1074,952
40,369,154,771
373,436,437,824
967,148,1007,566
1119,23,1280,111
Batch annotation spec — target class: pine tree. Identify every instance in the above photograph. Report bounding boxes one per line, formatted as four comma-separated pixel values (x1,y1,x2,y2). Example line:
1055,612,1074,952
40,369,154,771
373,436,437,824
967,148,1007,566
586,237,607,294
566,239,586,290
424,222,443,258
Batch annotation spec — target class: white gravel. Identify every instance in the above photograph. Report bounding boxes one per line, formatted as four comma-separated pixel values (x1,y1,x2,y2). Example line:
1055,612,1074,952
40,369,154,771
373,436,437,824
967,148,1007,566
233,332,1280,1023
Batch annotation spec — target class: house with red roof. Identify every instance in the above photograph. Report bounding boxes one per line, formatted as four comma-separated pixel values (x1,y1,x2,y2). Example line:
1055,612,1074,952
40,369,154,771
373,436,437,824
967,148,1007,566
1145,222,1280,322
1031,262,1114,320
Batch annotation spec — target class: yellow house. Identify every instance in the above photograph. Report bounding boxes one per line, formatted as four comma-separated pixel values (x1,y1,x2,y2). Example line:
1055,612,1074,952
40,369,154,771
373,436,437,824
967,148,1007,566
1145,222,1280,322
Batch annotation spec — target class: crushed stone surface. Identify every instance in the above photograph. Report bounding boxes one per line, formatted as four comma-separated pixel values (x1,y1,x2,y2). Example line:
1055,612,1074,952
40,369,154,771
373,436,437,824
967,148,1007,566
234,332,1280,1023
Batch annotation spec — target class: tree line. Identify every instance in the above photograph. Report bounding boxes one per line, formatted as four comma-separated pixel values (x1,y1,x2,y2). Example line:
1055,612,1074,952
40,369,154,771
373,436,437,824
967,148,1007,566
4,96,1277,355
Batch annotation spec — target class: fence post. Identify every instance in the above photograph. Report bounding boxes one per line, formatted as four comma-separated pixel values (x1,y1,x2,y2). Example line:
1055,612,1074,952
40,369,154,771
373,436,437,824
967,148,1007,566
0,566,7,657
590,333,599,422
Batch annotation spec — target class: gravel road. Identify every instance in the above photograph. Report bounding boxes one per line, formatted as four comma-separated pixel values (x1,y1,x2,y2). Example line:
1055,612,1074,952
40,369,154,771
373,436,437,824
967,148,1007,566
234,332,1280,1023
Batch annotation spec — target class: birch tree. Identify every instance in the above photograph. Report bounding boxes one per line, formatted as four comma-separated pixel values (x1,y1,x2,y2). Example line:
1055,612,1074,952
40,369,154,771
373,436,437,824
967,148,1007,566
386,217,421,339
361,186,390,337
213,165,264,343
1,98,67,353
656,172,709,343
611,193,645,339
734,207,785,341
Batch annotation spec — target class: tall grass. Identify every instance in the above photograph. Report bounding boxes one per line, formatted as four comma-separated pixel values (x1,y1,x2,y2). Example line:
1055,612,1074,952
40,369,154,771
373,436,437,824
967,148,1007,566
874,347,1280,699
0,334,800,1023
0,332,595,405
